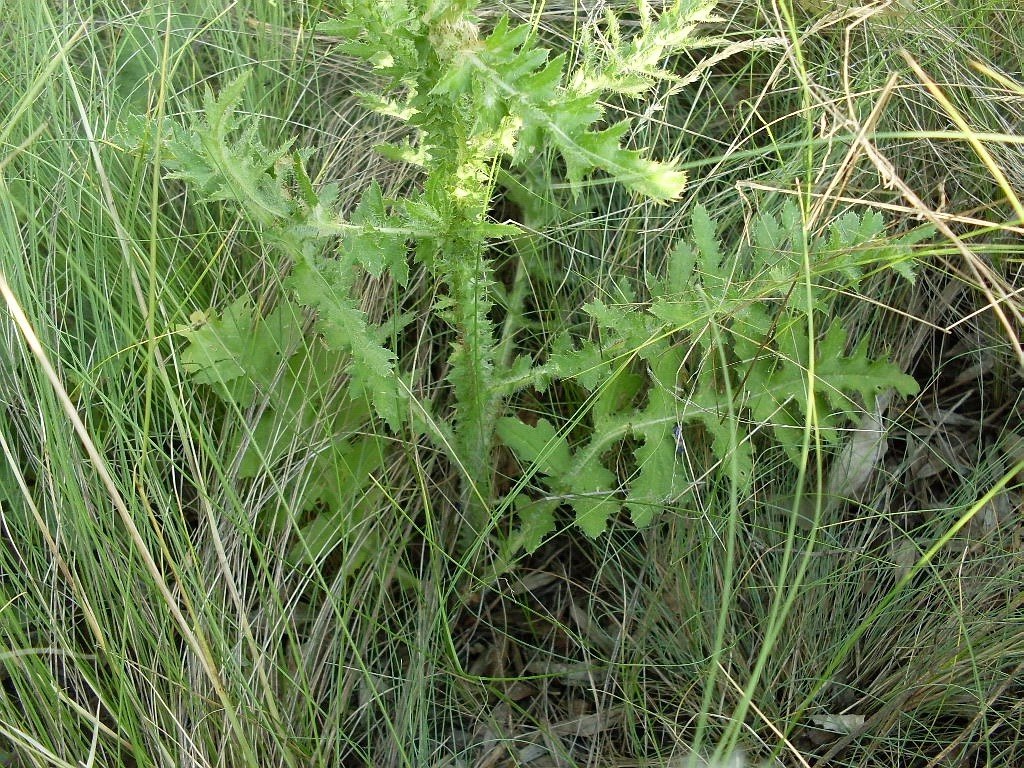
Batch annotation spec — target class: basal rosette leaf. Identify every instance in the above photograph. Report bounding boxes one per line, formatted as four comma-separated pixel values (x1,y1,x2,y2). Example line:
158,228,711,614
647,201,923,476
687,374,755,489
560,411,630,537
177,292,387,572
689,203,728,286
813,324,920,408
592,371,646,427
584,298,656,355
495,417,572,477
739,318,919,463
177,296,305,408
497,414,621,538
568,485,619,537
648,236,698,299
495,419,569,551
511,497,558,554
626,434,678,526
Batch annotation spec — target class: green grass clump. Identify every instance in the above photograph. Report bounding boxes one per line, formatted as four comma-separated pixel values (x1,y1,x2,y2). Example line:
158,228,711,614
0,1,1022,767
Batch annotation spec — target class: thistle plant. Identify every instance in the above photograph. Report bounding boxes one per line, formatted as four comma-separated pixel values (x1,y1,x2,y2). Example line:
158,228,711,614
317,0,713,537
126,0,921,564
127,0,716,550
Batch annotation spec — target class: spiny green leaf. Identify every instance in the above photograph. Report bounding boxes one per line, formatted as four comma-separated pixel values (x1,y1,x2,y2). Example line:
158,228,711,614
570,493,619,538
317,0,421,79
286,258,403,428
567,457,620,537
514,498,557,554
814,325,920,407
201,70,251,136
557,119,688,201
156,73,300,228
496,417,572,477
345,182,411,285
438,14,689,201
545,337,612,392
573,0,719,96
